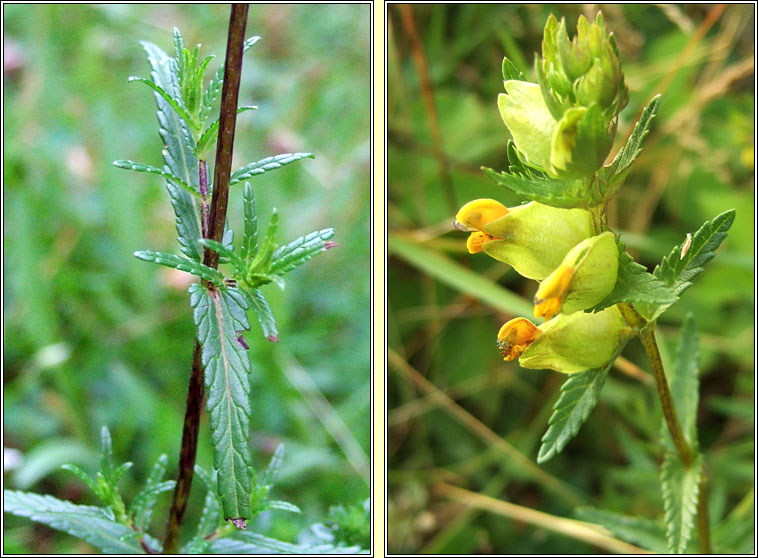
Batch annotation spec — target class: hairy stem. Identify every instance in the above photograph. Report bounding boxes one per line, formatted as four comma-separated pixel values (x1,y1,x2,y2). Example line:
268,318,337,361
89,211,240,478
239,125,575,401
620,302,710,551
639,325,692,466
162,4,249,553
199,159,210,237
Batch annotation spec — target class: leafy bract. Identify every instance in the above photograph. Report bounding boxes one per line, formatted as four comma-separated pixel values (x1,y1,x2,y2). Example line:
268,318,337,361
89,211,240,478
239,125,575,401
661,453,703,553
645,209,735,320
603,95,661,190
589,241,676,312
189,283,253,521
3,490,161,554
501,56,526,82
537,351,621,463
229,153,314,185
482,166,601,208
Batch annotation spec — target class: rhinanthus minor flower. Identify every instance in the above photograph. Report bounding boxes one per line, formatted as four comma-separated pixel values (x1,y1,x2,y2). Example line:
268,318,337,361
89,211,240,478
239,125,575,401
497,305,628,374
456,199,592,280
533,231,619,320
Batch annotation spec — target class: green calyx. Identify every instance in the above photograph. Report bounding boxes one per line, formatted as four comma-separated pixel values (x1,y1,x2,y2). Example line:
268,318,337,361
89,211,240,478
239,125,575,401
498,79,616,179
520,305,628,374
534,231,619,320
482,202,592,280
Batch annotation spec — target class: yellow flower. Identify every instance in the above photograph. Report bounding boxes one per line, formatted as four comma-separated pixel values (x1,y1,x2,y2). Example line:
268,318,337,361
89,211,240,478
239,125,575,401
454,199,509,254
533,231,618,320
498,306,628,374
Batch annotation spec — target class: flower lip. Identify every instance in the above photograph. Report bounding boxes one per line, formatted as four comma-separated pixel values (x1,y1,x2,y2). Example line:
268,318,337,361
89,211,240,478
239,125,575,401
497,317,541,361
455,198,509,254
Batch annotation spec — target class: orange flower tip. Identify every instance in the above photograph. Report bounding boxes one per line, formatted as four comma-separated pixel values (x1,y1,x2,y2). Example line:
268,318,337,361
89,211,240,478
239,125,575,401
497,318,540,361
533,298,561,321
466,231,493,254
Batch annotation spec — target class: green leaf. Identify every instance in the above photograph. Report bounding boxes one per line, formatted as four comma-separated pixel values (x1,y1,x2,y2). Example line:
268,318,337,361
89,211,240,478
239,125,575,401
482,166,601,208
670,313,700,448
134,250,225,287
128,76,198,132
589,242,676,312
537,353,619,463
140,41,202,259
199,36,260,125
246,288,279,342
60,464,99,499
98,426,115,482
266,500,301,513
130,454,172,532
575,507,668,553
654,209,735,296
241,182,258,264
189,284,253,520
501,56,526,81
660,453,703,553
209,532,361,555
270,228,335,275
192,466,223,536
229,153,314,185
172,28,185,85
112,160,197,197
3,490,161,554
196,106,257,156
609,95,661,183
261,444,285,489
167,180,203,261
198,239,245,276
643,209,736,321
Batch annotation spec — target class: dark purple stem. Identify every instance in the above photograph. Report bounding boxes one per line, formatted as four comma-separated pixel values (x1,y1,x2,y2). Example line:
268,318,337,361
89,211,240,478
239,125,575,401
162,4,249,554
199,159,210,237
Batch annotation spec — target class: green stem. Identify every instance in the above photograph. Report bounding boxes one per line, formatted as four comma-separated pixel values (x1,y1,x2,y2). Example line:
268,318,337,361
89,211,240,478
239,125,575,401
618,302,710,552
638,324,692,466
697,470,712,554
162,4,249,553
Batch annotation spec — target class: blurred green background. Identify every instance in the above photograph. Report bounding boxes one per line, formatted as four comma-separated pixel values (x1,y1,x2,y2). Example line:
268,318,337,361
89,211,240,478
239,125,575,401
388,4,753,554
3,4,370,553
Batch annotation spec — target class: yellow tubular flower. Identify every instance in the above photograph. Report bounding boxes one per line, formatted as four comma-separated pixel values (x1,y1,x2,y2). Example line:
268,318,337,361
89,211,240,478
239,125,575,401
497,317,541,361
454,199,509,254
533,265,575,320
532,231,618,320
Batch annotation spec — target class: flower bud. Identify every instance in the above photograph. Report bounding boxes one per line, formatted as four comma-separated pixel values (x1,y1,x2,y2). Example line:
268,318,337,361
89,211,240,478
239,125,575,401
536,13,628,121
533,231,618,320
498,305,628,374
481,202,592,280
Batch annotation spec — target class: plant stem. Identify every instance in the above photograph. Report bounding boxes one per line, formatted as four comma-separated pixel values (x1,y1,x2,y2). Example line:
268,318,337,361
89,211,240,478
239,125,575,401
619,302,711,551
697,470,712,553
162,5,248,553
199,159,210,237
638,324,692,466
